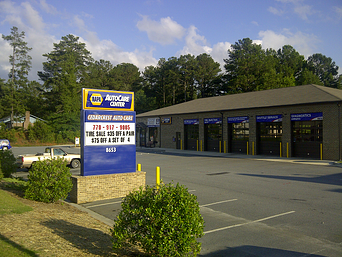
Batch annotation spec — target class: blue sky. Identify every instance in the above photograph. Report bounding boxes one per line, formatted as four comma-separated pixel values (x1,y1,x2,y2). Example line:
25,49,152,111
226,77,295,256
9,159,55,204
0,0,341,82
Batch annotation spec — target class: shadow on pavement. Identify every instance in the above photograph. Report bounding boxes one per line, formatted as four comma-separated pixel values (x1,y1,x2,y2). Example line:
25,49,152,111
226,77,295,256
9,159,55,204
199,245,325,257
238,172,342,187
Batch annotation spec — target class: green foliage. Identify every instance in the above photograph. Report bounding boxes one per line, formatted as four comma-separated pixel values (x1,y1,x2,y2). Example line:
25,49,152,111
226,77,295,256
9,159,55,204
1,27,341,135
25,158,73,203
27,120,54,142
0,189,33,215
2,27,32,119
1,177,28,192
112,182,204,257
0,150,17,178
306,53,340,88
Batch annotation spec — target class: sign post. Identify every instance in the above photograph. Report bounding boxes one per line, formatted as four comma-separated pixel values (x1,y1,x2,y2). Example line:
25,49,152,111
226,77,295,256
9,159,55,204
81,89,136,176
70,88,145,204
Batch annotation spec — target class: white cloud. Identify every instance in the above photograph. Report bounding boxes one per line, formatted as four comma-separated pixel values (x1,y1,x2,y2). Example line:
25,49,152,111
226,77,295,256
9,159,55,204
0,0,24,28
334,6,342,19
252,21,259,26
210,42,232,67
0,1,58,81
0,37,12,79
0,1,158,81
178,26,210,56
258,29,319,57
136,15,186,45
21,1,45,32
272,0,316,21
268,6,283,16
82,37,158,71
177,26,231,70
39,0,58,15
294,4,315,20
276,0,304,4
253,40,263,45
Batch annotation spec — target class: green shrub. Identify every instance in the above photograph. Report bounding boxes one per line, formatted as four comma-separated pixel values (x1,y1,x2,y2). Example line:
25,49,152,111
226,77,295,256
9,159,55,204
0,165,3,181
1,177,28,192
111,182,204,257
0,150,17,178
27,121,55,143
25,158,73,203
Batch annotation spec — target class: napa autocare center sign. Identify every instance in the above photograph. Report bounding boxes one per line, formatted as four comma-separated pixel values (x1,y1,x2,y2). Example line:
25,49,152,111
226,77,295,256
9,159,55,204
81,88,136,176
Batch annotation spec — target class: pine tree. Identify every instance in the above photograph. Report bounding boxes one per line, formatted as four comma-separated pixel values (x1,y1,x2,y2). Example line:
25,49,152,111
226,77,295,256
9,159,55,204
2,26,32,124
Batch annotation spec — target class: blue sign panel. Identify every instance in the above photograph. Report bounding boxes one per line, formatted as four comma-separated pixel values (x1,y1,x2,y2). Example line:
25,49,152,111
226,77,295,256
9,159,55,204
161,117,172,124
83,88,134,111
256,115,282,123
291,112,323,121
184,119,199,125
204,118,222,124
228,116,249,123
81,110,136,176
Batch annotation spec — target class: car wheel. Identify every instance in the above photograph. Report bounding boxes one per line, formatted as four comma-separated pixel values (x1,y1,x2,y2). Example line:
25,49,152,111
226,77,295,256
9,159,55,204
29,162,36,169
71,159,81,169
2,146,8,150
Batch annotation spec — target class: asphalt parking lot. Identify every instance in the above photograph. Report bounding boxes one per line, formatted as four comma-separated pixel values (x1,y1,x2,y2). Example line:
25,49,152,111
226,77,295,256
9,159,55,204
11,146,342,256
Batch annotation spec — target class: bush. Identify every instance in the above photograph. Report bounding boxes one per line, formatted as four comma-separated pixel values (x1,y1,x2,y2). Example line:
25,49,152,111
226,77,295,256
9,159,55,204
25,158,73,203
0,150,17,178
1,177,27,192
0,165,3,181
27,121,55,143
111,182,204,257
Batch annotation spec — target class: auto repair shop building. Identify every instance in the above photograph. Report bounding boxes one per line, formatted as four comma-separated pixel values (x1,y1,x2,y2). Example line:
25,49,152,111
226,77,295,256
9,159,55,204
136,84,342,160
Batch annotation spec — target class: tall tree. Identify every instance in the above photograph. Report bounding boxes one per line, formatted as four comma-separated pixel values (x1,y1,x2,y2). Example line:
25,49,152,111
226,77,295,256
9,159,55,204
178,54,197,102
195,53,221,98
276,45,304,80
141,65,159,109
224,38,268,93
306,53,340,88
82,59,114,89
224,38,304,93
0,78,6,118
109,63,141,92
38,34,93,133
275,45,305,86
2,26,32,122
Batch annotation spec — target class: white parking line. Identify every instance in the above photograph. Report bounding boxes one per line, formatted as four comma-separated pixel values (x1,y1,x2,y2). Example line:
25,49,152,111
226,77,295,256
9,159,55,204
86,200,122,208
85,197,236,209
200,199,238,207
204,210,295,235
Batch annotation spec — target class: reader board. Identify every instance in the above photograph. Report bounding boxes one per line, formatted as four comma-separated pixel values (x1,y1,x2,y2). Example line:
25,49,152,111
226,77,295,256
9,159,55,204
81,89,136,176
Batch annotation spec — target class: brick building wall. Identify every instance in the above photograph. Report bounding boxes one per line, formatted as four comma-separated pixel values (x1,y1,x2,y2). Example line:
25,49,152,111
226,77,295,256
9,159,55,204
137,102,342,160
70,171,146,204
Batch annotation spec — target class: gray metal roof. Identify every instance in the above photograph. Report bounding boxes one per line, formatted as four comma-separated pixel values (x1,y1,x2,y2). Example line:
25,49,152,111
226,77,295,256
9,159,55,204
137,84,342,117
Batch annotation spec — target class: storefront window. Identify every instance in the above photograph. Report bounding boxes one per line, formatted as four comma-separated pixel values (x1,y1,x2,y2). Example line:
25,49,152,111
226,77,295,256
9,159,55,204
259,123,282,141
232,123,249,141
292,121,322,142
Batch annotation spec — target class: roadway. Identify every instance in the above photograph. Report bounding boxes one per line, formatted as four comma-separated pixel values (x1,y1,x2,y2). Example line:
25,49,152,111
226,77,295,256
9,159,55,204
10,146,342,256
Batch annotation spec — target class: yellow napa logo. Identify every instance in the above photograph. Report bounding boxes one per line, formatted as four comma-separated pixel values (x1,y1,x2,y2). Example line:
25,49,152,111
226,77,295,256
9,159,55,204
90,93,103,105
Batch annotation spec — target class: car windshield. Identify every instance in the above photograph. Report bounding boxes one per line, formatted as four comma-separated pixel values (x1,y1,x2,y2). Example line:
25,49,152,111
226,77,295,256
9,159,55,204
0,140,9,145
53,149,65,156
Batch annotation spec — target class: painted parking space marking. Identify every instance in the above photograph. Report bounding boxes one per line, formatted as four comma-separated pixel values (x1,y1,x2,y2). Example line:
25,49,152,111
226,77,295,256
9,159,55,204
84,197,236,209
204,210,295,235
200,199,238,207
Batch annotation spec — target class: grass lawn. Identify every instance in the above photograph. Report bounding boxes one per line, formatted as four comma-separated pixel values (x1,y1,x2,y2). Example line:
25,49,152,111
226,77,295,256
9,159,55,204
0,189,37,256
0,188,32,215
0,234,38,257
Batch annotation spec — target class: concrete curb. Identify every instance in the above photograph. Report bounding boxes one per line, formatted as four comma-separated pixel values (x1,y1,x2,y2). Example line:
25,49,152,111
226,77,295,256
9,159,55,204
64,199,114,227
